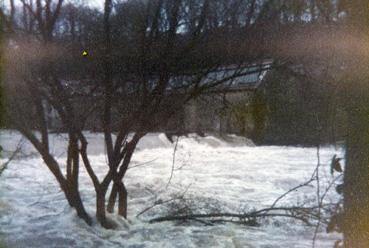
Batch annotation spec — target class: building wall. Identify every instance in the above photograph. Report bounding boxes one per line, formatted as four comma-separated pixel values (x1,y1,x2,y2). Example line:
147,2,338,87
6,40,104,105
45,90,260,138
183,90,257,136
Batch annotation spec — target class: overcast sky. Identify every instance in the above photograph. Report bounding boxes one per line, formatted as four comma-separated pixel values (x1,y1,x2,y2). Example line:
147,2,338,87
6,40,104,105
81,0,104,9
1,0,105,11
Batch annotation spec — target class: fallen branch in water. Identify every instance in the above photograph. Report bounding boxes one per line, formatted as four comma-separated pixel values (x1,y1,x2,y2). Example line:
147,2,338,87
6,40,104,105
149,206,320,226
148,158,340,229
137,183,192,218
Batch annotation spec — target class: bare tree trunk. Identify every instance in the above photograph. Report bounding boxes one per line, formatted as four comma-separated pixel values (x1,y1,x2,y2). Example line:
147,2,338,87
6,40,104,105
117,182,128,217
64,183,92,225
96,191,106,224
9,0,15,25
106,136,140,217
107,181,127,217
96,190,105,222
68,136,92,224
107,183,118,213
16,127,92,226
96,188,115,229
342,2,369,247
343,88,369,247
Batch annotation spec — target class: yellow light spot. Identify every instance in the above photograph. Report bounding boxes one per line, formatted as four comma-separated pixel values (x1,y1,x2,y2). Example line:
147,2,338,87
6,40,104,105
82,50,88,57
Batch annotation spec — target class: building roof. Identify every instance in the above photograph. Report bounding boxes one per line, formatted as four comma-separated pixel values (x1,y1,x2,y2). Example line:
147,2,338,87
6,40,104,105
203,62,272,91
168,61,272,92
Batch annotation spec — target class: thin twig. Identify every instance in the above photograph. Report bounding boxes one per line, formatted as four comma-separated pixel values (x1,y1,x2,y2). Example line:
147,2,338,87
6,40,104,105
270,177,315,209
0,139,23,176
137,183,192,217
312,145,321,248
166,136,179,189
271,161,318,209
128,158,158,170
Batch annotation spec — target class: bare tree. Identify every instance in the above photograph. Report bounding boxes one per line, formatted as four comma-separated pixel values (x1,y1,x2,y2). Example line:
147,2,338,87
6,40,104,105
19,0,64,41
3,0,342,231
341,1,369,247
6,0,92,225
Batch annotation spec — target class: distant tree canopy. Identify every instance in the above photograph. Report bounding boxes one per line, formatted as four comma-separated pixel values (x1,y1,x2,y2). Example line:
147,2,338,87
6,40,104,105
260,66,346,146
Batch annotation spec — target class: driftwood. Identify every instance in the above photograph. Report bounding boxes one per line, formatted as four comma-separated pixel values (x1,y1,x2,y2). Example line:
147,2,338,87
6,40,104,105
149,206,321,226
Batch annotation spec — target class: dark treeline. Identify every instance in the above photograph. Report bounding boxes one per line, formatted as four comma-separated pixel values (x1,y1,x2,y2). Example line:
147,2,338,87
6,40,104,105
2,0,350,146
